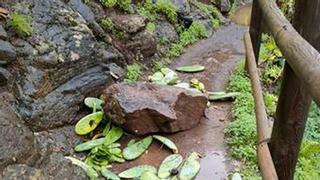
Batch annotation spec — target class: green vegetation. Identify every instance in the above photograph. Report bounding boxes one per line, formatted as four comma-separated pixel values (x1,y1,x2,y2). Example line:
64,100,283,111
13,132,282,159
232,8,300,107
99,0,133,12
167,22,208,58
260,34,284,86
155,0,178,23
9,13,32,37
146,22,156,33
100,18,114,32
227,36,320,179
100,18,125,38
125,63,142,82
191,1,221,30
137,0,177,23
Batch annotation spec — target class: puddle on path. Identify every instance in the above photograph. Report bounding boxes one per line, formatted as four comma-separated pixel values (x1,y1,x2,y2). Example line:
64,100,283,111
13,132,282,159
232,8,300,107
112,23,246,179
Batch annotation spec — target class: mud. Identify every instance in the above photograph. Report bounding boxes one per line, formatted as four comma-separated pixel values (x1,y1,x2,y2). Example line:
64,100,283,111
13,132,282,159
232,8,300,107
111,23,246,179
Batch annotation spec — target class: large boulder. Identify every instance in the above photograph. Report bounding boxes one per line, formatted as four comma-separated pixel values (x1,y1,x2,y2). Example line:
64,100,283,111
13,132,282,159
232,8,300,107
103,82,208,135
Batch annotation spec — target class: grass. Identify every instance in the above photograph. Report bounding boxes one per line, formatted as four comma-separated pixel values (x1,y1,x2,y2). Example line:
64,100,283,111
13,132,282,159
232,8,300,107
9,13,32,37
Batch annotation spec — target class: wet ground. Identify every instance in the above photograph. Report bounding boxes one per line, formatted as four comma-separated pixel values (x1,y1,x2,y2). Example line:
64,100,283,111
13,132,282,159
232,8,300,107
111,22,247,179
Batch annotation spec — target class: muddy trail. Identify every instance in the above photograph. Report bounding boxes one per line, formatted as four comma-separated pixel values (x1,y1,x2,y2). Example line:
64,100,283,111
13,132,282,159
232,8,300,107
112,23,246,179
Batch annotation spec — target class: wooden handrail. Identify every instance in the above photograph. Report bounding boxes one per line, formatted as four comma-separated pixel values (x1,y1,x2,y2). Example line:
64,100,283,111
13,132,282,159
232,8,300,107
244,32,279,180
257,0,320,106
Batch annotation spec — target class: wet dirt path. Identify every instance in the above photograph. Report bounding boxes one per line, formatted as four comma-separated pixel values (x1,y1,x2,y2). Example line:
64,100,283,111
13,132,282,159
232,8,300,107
112,23,247,179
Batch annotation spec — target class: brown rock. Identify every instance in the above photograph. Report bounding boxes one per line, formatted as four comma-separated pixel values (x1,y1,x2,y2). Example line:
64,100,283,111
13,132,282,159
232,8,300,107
103,82,208,135
112,14,147,34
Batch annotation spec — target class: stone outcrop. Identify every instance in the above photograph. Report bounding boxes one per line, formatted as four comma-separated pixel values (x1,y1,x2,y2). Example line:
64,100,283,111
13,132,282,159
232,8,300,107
0,0,119,131
103,82,208,135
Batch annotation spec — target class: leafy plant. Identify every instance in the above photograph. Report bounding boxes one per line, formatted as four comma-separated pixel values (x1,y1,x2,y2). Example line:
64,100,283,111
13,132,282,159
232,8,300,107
155,0,178,23
137,0,177,23
100,18,114,32
146,22,156,32
125,63,142,82
304,102,320,141
226,60,257,162
263,92,278,115
9,13,32,36
295,141,320,179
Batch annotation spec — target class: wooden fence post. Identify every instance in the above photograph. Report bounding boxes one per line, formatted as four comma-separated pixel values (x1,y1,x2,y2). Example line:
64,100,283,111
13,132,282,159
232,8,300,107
249,0,262,62
269,0,320,179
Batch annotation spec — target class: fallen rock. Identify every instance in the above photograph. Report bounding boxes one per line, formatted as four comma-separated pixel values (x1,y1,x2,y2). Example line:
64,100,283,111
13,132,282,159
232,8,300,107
103,82,208,135
0,25,7,40
112,14,147,34
0,40,16,63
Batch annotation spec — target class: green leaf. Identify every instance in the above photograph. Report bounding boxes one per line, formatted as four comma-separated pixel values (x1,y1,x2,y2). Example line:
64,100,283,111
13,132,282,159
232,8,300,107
65,156,99,180
84,97,104,110
162,70,179,85
102,120,112,136
153,135,178,153
105,126,123,145
178,153,201,180
118,165,157,179
149,71,164,83
101,168,120,180
141,171,160,180
208,92,240,101
75,111,104,135
123,136,153,160
158,154,183,178
74,137,105,152
176,65,205,73
127,139,136,147
232,172,242,180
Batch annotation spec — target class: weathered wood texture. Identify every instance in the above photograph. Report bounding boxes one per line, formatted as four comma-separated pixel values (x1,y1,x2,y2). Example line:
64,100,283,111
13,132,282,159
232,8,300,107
249,0,262,61
257,0,320,106
267,0,320,179
244,32,278,180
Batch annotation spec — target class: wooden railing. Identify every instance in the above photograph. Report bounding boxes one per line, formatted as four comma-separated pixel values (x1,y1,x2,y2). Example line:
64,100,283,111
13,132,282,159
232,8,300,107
245,0,320,179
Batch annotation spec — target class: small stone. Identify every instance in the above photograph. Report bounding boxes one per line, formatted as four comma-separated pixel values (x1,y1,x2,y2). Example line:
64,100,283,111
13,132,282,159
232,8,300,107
0,40,17,63
103,82,208,135
0,25,8,40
